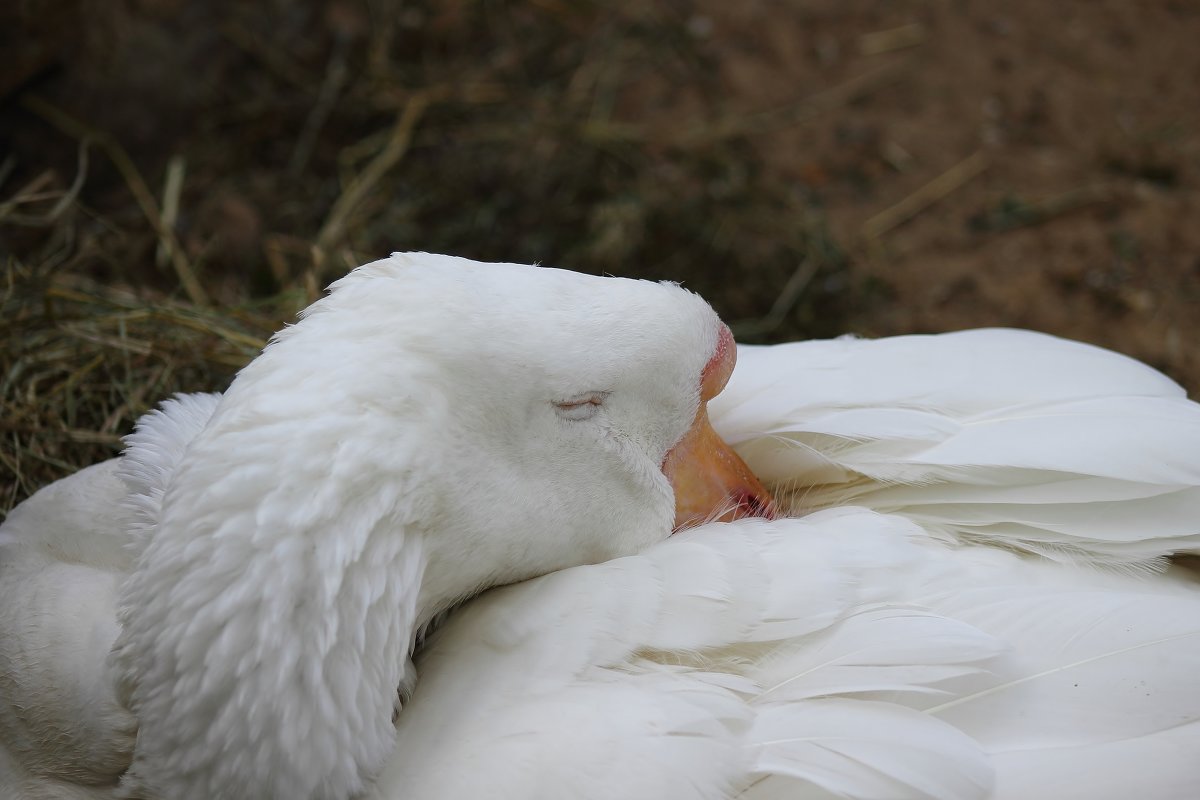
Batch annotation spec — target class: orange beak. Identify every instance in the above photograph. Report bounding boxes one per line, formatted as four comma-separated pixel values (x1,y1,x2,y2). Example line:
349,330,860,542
662,325,775,531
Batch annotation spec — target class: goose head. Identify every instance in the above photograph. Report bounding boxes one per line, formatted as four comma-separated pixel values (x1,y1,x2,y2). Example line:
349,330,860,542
114,252,771,800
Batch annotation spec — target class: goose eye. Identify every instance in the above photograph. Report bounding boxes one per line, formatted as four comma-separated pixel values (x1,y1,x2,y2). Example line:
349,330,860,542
554,393,607,422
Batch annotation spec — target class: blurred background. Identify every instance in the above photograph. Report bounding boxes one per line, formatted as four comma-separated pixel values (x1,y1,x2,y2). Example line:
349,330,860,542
3,0,1198,511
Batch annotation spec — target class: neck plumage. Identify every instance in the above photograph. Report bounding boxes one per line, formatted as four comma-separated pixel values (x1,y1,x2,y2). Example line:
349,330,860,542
113,406,432,800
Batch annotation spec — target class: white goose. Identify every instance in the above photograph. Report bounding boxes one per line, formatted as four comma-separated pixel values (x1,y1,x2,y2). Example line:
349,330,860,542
376,327,1200,799
0,253,769,800
3,253,1199,800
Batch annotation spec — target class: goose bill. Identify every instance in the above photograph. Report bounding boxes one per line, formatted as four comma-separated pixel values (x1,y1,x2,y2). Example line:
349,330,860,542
663,407,775,531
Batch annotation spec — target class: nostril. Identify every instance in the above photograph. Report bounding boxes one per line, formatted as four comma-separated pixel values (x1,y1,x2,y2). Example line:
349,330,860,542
700,325,737,401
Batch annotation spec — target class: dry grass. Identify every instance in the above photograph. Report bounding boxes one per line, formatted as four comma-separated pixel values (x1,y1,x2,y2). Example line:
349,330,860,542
0,260,280,512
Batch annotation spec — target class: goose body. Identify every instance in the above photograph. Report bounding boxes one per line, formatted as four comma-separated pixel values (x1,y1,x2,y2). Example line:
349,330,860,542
376,512,1200,800
2,255,1199,799
371,329,1200,799
0,459,136,799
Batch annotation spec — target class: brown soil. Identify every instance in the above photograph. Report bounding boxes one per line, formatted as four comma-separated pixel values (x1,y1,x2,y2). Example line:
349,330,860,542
700,0,1200,387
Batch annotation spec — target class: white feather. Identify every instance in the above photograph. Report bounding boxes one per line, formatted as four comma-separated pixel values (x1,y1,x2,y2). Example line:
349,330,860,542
373,507,1200,799
713,331,1200,567
744,699,993,800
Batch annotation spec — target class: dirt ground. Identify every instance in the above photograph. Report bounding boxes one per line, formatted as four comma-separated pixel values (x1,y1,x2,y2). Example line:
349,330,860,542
685,0,1200,387
2,0,1199,508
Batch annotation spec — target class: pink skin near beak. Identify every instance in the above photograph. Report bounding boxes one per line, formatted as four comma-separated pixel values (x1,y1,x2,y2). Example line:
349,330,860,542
662,325,776,531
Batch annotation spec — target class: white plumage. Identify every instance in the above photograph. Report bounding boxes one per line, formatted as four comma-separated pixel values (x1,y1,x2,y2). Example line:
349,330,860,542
717,331,1200,566
2,254,1199,800
385,510,1200,799
3,253,738,800
370,329,1200,799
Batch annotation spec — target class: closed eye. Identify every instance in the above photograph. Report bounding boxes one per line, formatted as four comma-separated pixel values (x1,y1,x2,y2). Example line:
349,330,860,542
553,392,608,422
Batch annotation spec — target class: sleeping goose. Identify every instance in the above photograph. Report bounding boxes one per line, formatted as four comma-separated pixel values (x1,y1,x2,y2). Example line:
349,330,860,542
0,252,771,800
370,326,1200,799
5,253,1200,799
